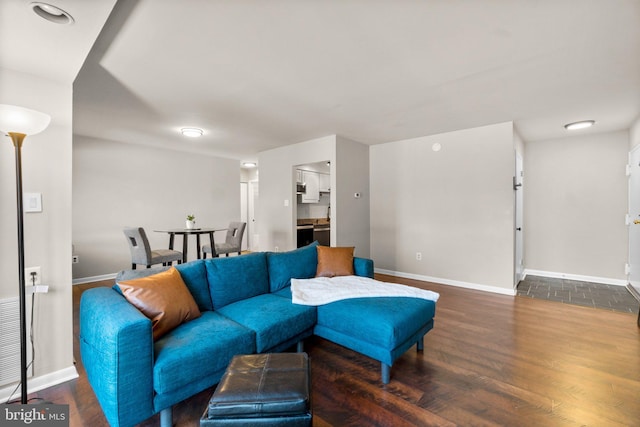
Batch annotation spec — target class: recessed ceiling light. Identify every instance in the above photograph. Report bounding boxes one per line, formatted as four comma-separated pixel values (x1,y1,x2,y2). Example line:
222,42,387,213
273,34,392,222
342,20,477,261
31,2,74,25
242,162,257,168
564,120,595,131
181,128,203,137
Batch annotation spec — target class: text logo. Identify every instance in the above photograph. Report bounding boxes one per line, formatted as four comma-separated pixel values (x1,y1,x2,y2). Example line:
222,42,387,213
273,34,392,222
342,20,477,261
1,404,69,426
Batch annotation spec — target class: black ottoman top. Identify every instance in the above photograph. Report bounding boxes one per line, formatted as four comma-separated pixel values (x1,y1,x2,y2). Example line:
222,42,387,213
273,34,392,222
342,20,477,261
208,353,310,419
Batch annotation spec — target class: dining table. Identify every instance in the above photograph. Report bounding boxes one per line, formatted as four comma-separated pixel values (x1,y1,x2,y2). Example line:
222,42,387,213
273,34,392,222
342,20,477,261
154,227,226,263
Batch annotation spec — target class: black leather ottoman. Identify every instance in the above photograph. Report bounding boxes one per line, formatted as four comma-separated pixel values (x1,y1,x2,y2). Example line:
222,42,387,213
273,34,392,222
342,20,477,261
201,353,311,426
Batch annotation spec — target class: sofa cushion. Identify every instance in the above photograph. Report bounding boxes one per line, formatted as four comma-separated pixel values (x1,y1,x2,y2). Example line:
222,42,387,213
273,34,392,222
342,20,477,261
175,260,213,311
267,241,318,292
153,311,256,395
217,294,317,353
316,246,355,277
117,267,201,340
316,297,436,349
206,253,269,310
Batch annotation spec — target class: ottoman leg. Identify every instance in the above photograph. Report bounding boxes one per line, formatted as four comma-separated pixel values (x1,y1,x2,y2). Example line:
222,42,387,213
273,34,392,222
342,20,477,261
381,363,391,384
297,341,304,352
417,336,424,352
160,407,172,427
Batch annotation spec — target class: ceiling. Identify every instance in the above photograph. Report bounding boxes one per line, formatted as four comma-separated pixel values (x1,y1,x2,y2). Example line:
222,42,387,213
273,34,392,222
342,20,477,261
6,1,640,163
0,0,117,84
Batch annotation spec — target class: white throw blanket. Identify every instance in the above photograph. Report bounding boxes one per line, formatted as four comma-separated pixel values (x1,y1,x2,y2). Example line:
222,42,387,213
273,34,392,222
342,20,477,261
291,275,440,306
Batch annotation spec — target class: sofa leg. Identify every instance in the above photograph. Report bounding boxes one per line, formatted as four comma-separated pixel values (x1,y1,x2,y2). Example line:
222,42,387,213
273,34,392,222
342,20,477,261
160,407,172,427
381,363,391,384
417,337,424,352
296,341,304,352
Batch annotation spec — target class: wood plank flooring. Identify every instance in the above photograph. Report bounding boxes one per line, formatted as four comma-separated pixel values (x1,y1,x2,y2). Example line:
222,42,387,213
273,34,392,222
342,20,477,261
29,274,640,426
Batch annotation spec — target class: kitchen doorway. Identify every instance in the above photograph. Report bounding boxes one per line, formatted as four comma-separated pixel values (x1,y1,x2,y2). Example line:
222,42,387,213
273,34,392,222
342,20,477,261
295,161,331,248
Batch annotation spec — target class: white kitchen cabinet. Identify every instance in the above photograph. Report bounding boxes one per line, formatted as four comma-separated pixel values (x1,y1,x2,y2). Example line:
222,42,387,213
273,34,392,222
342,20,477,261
319,173,330,192
296,169,303,184
301,170,320,203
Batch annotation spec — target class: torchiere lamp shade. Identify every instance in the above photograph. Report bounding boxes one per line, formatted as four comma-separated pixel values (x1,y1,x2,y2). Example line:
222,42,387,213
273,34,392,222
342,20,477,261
0,104,51,136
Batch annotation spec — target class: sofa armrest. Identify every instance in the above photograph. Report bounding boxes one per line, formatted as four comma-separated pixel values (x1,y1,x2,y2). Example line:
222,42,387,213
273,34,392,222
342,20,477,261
79,287,155,427
354,257,374,278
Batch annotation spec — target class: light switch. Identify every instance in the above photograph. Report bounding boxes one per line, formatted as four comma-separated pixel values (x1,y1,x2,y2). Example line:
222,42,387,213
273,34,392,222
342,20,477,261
24,193,42,212
284,199,289,207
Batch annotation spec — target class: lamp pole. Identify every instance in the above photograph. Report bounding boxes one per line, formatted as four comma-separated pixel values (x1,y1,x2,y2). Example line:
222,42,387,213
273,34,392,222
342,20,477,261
8,132,29,404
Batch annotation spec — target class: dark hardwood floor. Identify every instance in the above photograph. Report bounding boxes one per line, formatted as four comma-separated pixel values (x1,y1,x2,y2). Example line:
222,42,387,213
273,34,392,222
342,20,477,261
30,274,640,426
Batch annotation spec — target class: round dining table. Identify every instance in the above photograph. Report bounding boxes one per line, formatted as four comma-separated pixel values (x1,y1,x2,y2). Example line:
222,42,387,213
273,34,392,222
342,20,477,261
154,227,226,263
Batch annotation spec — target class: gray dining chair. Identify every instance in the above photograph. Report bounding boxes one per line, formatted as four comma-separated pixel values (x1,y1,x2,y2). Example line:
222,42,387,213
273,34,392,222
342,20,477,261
203,222,246,258
123,227,183,269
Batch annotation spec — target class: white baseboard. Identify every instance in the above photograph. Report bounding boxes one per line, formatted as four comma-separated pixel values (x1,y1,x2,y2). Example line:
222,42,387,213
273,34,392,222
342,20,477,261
0,365,78,403
523,269,628,287
73,272,117,285
375,268,516,296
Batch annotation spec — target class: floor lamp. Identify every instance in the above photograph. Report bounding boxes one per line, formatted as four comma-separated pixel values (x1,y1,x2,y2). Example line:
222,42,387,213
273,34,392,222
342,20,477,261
0,104,51,404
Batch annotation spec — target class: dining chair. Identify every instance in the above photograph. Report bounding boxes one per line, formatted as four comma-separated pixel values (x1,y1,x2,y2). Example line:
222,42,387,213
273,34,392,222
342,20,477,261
123,227,183,269
202,221,246,258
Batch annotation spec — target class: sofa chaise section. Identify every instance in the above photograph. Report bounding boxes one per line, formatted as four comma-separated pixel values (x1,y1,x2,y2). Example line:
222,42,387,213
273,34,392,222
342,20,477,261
315,296,436,383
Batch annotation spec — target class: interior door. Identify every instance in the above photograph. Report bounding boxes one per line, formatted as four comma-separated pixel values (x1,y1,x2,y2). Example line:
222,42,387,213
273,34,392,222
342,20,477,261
248,180,259,251
628,147,640,291
514,152,524,286
240,182,248,250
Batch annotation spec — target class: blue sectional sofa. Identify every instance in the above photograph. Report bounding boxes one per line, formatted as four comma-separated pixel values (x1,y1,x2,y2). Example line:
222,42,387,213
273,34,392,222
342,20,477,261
79,243,436,427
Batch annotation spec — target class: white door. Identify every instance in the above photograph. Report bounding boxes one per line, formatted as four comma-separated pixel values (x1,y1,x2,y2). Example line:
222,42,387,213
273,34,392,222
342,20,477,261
514,152,524,286
248,180,259,251
240,182,248,250
628,147,640,291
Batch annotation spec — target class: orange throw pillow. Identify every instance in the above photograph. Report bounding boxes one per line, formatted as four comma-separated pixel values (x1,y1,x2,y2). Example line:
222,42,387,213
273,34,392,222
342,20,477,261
316,246,355,278
118,267,201,340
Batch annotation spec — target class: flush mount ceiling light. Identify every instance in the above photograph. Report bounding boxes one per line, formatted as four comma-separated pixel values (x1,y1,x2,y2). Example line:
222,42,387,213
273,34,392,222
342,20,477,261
564,120,595,131
31,2,74,25
242,162,257,168
181,128,203,138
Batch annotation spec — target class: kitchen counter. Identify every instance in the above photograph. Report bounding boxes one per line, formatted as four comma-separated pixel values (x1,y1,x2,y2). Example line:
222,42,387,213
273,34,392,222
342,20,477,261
297,218,330,226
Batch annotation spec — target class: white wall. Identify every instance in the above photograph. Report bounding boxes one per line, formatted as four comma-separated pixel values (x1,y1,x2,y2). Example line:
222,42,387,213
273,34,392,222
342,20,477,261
525,130,629,281
258,134,370,255
0,68,75,386
335,136,370,257
72,136,240,279
258,136,335,252
631,116,640,149
370,122,516,293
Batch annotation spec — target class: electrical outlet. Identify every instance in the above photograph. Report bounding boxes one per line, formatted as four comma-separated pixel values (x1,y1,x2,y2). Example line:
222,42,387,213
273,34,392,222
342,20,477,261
72,255,79,264
25,266,41,286
416,252,422,261
274,246,279,252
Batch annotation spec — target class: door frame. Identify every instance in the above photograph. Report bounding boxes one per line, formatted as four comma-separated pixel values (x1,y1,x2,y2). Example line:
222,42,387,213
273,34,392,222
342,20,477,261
628,146,640,289
514,151,524,287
